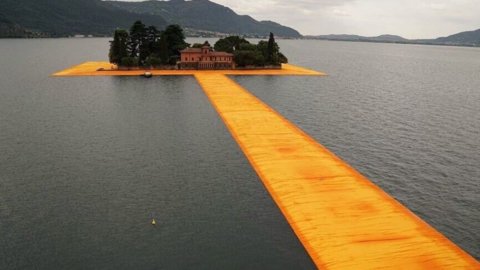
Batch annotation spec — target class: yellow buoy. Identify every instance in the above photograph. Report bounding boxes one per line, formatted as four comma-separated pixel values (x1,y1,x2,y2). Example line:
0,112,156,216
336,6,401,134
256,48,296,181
151,219,156,226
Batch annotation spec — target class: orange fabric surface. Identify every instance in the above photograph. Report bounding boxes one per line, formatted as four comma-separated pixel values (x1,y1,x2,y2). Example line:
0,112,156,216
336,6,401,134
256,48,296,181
194,73,479,269
51,62,324,77
52,61,478,268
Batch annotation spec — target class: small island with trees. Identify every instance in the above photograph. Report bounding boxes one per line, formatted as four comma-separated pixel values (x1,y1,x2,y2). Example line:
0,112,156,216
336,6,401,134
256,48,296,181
109,21,288,70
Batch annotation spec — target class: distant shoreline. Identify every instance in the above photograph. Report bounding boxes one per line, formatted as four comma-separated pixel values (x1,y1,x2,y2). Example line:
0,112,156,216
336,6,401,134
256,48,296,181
300,38,480,48
1,36,479,48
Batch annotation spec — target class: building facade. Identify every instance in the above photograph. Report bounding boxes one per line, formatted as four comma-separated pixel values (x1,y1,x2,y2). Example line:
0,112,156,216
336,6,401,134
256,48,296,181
179,41,234,70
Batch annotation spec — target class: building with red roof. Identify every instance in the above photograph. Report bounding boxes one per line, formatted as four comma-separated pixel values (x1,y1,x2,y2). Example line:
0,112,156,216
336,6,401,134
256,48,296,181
179,41,235,70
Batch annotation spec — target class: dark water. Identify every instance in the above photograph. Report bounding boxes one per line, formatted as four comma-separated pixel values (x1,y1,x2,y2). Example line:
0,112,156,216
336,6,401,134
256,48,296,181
0,38,479,269
0,39,314,269
236,40,480,260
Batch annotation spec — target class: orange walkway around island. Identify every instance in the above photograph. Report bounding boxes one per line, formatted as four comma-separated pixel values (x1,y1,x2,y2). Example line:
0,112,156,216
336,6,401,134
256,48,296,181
52,61,323,77
52,62,479,269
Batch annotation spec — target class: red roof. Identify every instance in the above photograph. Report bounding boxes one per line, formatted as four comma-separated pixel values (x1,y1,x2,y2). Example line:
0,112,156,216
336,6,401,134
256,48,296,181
210,52,233,56
180,48,202,53
180,47,233,56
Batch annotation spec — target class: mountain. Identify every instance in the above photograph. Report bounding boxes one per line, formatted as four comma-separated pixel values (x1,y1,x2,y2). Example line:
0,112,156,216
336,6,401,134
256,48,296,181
306,30,480,47
0,0,300,38
305,34,408,43
433,29,480,46
368,35,407,42
0,0,166,37
0,13,30,38
311,34,364,41
106,0,301,38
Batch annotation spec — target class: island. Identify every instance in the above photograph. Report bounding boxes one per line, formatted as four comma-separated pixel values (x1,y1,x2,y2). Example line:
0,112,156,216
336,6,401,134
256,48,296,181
109,21,288,70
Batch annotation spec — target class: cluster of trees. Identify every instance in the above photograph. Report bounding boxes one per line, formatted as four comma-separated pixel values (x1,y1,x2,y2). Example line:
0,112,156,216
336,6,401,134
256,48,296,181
214,33,288,67
110,22,288,69
109,21,188,67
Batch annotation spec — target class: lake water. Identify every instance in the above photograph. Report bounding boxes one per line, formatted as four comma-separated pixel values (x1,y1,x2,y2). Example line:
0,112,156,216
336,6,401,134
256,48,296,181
0,38,479,269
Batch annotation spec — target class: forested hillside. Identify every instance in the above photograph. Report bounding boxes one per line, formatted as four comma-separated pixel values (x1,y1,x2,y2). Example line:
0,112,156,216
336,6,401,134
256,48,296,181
107,0,301,38
0,0,166,37
434,29,480,46
0,0,300,38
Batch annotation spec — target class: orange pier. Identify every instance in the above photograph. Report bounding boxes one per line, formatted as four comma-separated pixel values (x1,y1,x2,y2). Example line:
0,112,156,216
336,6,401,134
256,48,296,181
194,73,479,269
52,61,323,77
53,62,479,269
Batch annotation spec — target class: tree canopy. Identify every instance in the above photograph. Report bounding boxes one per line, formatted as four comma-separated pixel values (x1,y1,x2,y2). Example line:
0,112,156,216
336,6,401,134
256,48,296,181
214,33,288,67
163,24,189,64
214,36,250,53
109,21,188,67
110,24,288,69
109,29,129,65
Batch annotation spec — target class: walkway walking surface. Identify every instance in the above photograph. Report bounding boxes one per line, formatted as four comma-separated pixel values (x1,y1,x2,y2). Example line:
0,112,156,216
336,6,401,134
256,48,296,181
52,61,322,77
53,63,479,269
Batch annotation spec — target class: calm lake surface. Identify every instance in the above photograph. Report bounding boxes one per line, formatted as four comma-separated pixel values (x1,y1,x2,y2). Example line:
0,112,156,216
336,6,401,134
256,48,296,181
0,38,479,269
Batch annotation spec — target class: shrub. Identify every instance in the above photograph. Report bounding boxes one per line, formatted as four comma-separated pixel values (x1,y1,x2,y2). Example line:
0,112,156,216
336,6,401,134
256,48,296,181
145,56,162,67
278,52,288,64
120,56,139,67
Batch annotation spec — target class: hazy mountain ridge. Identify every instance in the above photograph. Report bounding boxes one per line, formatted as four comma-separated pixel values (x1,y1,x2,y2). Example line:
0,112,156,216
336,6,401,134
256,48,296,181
306,29,480,46
106,0,301,38
0,0,300,38
0,0,477,46
305,34,407,42
434,29,480,45
0,0,167,37
0,13,30,38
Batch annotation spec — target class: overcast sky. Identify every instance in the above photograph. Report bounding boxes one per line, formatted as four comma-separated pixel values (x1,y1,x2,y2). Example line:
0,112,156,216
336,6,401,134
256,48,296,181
122,0,480,39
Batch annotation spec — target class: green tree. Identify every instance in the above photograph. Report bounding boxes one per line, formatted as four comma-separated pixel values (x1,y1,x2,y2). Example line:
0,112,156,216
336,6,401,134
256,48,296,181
258,36,280,65
267,32,277,63
120,56,139,68
253,51,266,66
231,34,285,67
191,43,204,48
238,43,257,51
145,56,162,67
256,41,268,60
214,38,233,53
278,52,288,64
145,26,160,57
214,36,249,53
109,29,129,65
109,22,194,67
158,34,170,65
234,50,265,67
163,24,188,64
128,20,147,59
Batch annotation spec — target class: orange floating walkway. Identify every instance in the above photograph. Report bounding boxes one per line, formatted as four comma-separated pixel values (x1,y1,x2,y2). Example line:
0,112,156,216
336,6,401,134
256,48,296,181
52,61,323,77
52,61,478,268
194,73,479,269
